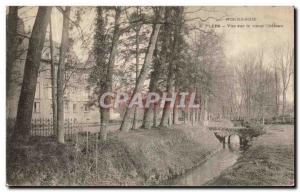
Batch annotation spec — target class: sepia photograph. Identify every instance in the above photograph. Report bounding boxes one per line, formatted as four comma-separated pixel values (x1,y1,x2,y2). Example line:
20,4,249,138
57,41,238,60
6,5,295,187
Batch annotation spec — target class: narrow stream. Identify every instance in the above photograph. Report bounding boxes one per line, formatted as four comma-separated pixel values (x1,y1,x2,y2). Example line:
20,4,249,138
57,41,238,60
162,135,242,186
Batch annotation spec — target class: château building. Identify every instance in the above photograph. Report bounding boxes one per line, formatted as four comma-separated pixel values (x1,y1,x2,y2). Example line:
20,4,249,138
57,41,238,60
7,20,101,124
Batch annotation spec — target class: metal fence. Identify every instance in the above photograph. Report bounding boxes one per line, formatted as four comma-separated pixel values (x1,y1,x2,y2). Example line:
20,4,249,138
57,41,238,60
7,117,103,184
7,118,82,141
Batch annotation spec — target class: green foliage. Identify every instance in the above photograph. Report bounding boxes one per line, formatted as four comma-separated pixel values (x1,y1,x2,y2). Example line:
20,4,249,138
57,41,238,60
240,120,266,138
88,7,112,106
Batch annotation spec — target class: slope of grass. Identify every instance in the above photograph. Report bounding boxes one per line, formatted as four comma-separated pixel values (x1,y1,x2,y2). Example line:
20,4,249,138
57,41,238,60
7,124,221,186
206,124,294,186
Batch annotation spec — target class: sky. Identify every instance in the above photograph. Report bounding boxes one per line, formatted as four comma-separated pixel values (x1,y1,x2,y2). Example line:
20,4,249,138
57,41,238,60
17,6,294,59
185,6,294,101
214,6,293,58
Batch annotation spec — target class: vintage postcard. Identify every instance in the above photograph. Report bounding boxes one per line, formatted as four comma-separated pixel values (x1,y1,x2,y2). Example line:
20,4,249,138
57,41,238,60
6,6,294,187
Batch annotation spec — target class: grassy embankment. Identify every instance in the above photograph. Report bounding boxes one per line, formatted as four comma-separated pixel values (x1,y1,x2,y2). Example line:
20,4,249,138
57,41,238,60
7,124,221,186
206,124,294,186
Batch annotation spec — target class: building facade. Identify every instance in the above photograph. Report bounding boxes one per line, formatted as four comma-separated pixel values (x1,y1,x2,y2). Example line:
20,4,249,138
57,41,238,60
7,28,101,124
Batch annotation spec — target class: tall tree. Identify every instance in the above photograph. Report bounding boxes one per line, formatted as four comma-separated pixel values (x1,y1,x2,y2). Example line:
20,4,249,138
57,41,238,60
132,7,142,130
100,7,122,141
57,7,71,144
280,45,293,117
142,7,171,129
273,62,280,117
272,44,293,117
92,7,108,140
235,50,279,120
120,7,164,132
6,7,19,96
13,7,52,144
160,7,184,128
91,7,122,141
49,16,57,135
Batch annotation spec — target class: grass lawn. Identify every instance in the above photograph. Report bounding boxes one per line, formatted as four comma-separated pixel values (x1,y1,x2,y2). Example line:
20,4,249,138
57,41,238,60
7,124,221,186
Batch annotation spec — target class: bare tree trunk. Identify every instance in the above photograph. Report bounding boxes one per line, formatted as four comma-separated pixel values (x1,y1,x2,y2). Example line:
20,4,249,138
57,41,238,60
100,102,110,141
132,108,138,130
120,8,163,132
173,107,178,125
160,52,174,127
132,24,141,130
262,106,265,125
142,76,155,129
49,16,57,136
282,88,287,117
57,7,70,144
274,66,280,117
99,7,122,141
203,95,209,126
168,111,173,126
160,7,184,128
153,104,157,127
13,7,52,144
187,108,190,123
142,8,169,129
6,6,19,97
141,47,161,129
191,109,194,126
173,93,179,125
277,44,293,120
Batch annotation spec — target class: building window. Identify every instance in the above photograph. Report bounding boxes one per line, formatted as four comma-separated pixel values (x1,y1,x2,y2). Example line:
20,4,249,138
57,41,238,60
48,87,52,99
64,88,71,98
35,82,40,99
84,104,89,112
64,102,69,112
70,87,77,95
43,83,52,99
50,103,53,114
45,52,50,59
83,74,89,82
73,103,77,113
72,74,77,82
33,102,40,113
84,89,90,100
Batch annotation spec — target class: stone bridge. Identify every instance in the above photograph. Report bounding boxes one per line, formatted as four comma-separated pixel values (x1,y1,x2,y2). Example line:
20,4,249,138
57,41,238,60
208,126,253,147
